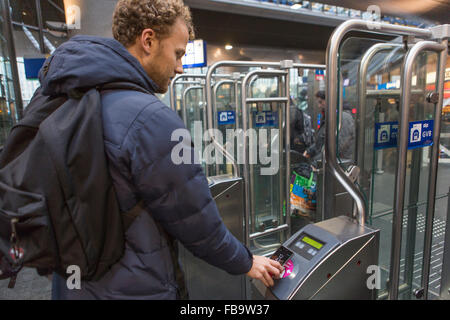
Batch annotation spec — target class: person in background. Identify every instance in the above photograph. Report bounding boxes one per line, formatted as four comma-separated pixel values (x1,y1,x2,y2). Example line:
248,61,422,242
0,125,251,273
303,90,355,162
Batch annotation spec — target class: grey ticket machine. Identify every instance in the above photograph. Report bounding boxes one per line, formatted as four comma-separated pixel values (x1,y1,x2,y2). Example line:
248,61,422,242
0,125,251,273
253,216,380,300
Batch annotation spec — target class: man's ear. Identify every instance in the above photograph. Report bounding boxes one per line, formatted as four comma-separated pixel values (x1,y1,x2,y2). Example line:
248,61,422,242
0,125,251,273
140,28,157,54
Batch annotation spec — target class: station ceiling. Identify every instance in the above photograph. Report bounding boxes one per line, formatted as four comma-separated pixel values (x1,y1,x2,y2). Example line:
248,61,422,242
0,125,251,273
317,0,450,25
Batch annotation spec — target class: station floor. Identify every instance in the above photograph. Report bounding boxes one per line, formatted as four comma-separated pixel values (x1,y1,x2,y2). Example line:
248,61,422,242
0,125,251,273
0,268,51,300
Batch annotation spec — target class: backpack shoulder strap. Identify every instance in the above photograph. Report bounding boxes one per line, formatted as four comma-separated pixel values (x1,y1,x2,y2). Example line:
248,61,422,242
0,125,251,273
97,82,152,230
99,82,152,95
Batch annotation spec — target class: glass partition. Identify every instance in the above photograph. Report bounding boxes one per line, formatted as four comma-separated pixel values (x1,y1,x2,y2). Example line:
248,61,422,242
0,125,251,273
337,36,448,299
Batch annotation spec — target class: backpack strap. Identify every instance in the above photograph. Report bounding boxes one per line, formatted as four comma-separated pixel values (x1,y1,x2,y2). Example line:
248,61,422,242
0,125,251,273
99,82,152,95
97,82,152,231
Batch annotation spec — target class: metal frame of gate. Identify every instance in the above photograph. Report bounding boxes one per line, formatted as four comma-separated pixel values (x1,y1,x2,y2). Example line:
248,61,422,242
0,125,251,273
325,19,449,300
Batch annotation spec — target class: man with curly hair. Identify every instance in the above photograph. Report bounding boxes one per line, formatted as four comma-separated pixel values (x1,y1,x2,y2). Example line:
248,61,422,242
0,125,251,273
49,0,283,300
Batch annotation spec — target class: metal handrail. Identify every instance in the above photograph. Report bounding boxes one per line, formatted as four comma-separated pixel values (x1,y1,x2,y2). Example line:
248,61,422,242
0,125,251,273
357,43,403,178
241,69,290,248
205,61,282,180
181,85,204,127
293,63,326,70
325,19,432,232
392,40,447,300
205,61,282,134
170,74,206,112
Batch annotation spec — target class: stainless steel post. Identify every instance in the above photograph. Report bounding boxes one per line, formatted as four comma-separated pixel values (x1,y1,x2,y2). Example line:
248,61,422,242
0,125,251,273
440,187,450,299
357,43,403,180
421,39,448,300
35,0,46,54
391,40,446,300
1,0,24,120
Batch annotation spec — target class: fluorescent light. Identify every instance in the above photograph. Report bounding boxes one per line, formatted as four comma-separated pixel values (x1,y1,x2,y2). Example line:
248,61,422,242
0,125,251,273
225,44,233,50
291,4,302,9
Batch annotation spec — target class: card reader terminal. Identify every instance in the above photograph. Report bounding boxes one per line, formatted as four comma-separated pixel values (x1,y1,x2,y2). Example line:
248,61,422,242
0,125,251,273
253,216,380,300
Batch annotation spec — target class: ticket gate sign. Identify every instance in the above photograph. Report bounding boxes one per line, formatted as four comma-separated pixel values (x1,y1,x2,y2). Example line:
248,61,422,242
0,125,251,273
218,110,236,125
374,121,398,149
408,120,434,149
253,111,278,127
374,120,434,150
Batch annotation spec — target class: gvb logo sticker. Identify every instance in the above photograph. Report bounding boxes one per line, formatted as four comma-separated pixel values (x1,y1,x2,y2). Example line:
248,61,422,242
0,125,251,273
66,5,81,30
219,112,228,123
66,265,81,290
366,265,381,290
410,123,422,143
378,125,390,144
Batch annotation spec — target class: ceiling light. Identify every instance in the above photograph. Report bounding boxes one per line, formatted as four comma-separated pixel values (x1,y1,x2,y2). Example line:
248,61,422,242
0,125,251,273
291,4,302,9
225,44,233,50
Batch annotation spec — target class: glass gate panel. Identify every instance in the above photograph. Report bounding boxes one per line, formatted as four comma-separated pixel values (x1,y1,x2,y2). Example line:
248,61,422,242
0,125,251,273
290,68,325,233
243,75,288,256
215,80,239,176
183,86,206,170
337,36,446,299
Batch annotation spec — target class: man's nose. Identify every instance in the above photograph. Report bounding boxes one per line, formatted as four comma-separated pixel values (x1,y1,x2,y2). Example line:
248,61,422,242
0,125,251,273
175,60,184,74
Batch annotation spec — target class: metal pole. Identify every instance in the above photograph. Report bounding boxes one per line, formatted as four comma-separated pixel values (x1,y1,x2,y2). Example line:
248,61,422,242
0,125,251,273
285,70,291,239
403,52,427,298
293,63,326,70
421,39,448,300
391,40,446,300
325,19,432,231
357,43,403,181
1,0,24,120
35,0,46,54
439,187,450,299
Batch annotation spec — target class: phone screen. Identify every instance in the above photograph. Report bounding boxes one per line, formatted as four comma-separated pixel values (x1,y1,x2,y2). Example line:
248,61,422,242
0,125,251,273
270,246,293,266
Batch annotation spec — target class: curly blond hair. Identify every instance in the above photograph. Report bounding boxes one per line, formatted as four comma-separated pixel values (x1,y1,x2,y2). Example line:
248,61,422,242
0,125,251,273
112,0,195,47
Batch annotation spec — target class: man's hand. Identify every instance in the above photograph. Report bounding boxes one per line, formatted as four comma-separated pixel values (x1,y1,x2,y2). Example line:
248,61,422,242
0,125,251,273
303,150,310,159
246,255,284,287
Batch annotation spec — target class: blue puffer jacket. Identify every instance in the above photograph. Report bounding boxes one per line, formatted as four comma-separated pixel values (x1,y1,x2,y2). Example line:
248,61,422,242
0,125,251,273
44,36,253,300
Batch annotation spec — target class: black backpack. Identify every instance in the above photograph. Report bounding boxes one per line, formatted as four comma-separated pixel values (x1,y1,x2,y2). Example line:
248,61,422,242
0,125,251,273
290,107,315,152
0,82,149,288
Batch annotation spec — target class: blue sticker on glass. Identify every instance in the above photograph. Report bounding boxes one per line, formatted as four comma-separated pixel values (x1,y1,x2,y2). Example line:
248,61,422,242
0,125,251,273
374,120,434,150
374,121,398,150
408,120,434,149
254,111,278,127
218,111,236,125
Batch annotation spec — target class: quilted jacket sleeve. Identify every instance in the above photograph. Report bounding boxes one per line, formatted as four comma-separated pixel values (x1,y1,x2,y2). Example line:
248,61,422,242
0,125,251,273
124,101,253,275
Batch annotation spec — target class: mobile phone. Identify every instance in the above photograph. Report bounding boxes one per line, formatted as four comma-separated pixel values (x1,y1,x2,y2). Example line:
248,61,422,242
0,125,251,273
270,246,293,267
